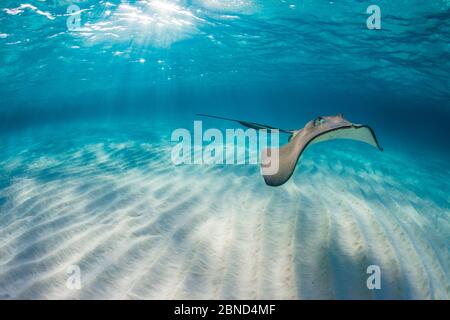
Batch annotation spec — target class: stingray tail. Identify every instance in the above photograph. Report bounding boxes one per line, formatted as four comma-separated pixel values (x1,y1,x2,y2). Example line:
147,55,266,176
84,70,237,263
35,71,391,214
196,113,293,134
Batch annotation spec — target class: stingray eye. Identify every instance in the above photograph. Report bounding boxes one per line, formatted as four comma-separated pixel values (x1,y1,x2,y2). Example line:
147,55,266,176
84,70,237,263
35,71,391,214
313,117,325,126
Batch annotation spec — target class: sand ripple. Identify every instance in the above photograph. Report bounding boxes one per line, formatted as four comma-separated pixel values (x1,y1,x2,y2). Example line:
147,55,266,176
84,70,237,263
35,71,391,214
0,125,449,299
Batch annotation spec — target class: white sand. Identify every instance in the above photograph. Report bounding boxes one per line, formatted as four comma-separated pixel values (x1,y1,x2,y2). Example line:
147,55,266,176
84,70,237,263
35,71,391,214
0,138,448,299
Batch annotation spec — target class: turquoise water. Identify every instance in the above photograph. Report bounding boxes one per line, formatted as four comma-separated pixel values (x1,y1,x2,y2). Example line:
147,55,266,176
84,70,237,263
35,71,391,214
0,1,449,299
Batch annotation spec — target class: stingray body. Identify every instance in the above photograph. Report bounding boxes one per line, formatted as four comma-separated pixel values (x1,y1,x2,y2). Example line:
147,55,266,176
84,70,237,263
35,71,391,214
197,114,382,186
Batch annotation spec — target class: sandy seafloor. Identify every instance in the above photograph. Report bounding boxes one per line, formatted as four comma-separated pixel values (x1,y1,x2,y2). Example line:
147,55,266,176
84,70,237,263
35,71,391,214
0,120,448,299
0,0,449,300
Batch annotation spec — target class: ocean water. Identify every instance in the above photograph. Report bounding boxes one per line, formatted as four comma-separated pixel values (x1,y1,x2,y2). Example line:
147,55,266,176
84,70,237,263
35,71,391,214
0,0,449,299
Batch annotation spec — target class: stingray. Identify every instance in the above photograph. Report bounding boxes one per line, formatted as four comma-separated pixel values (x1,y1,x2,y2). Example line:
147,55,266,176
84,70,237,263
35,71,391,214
197,113,383,186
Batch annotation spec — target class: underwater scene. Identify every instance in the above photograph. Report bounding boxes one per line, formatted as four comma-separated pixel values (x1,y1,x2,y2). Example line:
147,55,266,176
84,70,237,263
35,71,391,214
0,0,449,299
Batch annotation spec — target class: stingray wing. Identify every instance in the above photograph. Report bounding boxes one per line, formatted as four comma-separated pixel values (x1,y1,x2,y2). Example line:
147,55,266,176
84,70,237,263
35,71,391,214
196,114,293,134
308,125,382,150
261,118,382,187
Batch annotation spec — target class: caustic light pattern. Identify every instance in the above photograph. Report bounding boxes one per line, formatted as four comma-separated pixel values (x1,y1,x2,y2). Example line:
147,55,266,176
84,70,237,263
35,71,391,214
0,124,448,299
